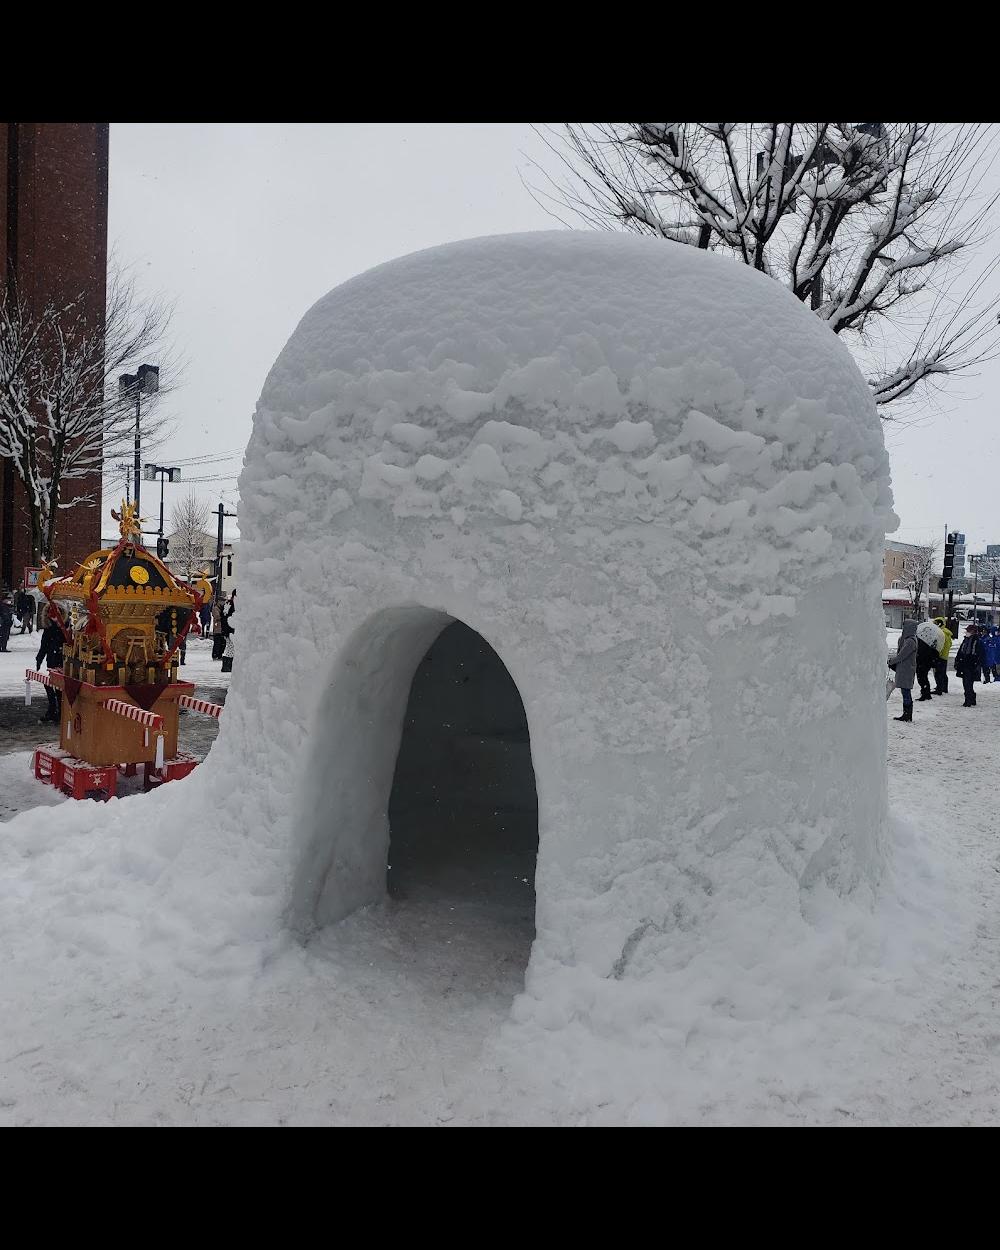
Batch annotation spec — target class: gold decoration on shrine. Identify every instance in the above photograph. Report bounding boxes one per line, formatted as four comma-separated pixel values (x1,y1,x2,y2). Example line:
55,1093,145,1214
111,499,143,541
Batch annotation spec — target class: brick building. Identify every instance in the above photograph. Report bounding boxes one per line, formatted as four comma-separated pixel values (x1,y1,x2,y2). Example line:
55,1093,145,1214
0,121,109,591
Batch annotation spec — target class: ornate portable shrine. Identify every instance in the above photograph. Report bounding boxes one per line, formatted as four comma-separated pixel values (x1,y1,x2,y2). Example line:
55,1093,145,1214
27,501,220,797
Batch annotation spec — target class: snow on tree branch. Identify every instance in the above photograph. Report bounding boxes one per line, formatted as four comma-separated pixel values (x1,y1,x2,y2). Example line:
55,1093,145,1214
899,544,937,615
527,122,1000,415
0,269,177,564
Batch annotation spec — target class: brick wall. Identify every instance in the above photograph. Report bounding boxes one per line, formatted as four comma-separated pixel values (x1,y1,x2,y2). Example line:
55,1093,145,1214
0,122,109,589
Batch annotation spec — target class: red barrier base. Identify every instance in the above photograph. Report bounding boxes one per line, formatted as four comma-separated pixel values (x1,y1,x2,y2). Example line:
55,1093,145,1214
34,748,113,800
142,751,199,791
33,748,198,799
33,746,72,788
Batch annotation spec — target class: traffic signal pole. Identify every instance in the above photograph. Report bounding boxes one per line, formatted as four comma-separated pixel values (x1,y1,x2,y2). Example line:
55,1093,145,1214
143,463,180,559
945,524,953,622
159,471,167,547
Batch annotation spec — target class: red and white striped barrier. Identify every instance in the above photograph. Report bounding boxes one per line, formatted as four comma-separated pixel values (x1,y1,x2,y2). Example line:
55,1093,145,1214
101,699,164,730
177,694,224,719
102,699,165,767
24,668,61,704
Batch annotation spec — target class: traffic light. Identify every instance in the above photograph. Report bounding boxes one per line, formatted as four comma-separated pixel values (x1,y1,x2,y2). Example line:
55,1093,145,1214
940,532,957,590
156,536,169,559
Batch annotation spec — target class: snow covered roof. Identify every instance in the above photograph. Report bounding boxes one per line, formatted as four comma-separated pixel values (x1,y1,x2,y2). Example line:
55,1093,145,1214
885,540,931,555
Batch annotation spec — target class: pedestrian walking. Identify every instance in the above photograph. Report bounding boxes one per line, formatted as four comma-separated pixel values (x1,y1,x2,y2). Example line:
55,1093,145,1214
199,602,212,634
35,608,67,724
954,623,988,708
15,586,34,633
931,617,953,695
888,619,918,722
0,593,14,652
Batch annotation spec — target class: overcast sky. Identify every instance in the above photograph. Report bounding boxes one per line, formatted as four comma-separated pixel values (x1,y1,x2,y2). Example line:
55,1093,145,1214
108,123,1000,560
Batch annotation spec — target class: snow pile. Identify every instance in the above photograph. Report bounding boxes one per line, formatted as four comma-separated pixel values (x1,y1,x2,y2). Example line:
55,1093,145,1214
0,232,903,1122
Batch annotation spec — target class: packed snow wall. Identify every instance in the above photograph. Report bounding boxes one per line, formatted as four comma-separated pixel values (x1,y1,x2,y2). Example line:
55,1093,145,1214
217,230,894,986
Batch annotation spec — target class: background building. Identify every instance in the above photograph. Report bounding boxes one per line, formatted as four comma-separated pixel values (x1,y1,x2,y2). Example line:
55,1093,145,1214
163,530,238,600
883,539,933,590
0,122,109,591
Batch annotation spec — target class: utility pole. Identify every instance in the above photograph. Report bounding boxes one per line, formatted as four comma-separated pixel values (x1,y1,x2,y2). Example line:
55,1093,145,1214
214,500,237,601
113,463,132,506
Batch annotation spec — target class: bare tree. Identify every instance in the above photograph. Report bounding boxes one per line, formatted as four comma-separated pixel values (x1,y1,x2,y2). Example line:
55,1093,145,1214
900,544,937,616
528,123,1000,416
0,268,176,565
168,490,211,581
967,553,1000,616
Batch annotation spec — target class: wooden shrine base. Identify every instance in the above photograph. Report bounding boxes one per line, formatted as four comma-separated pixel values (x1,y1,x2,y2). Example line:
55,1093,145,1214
58,678,196,766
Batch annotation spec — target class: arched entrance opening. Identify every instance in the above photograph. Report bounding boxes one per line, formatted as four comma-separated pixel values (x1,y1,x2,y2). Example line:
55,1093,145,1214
291,608,539,981
387,621,538,933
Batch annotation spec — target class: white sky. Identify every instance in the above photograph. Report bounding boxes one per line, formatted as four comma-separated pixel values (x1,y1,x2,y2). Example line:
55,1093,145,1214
107,122,1000,561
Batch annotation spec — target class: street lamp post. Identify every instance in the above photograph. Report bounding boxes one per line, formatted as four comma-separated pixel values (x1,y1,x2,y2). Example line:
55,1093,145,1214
119,364,160,513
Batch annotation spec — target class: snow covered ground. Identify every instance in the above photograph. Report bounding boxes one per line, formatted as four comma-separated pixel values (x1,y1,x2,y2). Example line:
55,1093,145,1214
1,629,999,1124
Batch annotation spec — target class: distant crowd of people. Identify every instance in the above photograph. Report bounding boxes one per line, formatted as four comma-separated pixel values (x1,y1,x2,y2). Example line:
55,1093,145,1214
0,586,45,650
889,615,1000,721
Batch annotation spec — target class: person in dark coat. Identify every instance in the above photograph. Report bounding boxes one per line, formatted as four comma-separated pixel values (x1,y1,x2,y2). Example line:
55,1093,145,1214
15,587,34,633
219,592,235,672
35,610,66,723
975,625,990,685
0,593,14,652
915,630,940,701
888,619,918,722
954,624,988,708
211,597,227,660
986,625,999,681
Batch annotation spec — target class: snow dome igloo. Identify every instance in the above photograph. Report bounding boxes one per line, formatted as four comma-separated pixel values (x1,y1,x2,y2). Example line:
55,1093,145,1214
232,230,894,985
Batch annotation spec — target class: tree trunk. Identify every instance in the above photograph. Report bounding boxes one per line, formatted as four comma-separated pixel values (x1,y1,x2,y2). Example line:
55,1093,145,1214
29,506,44,568
43,501,58,566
